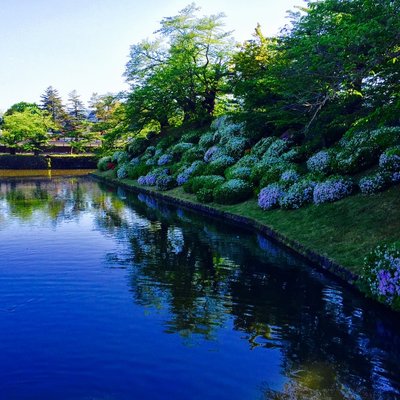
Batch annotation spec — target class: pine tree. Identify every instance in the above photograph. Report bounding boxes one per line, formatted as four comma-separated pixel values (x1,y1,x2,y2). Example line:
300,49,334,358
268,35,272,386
40,86,67,130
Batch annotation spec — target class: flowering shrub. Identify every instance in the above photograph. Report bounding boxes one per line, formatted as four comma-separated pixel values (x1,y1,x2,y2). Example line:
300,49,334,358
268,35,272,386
212,116,244,144
280,169,300,184
224,137,248,159
379,146,400,172
364,243,400,308
306,150,331,174
251,137,275,158
393,172,400,183
184,175,225,194
313,176,353,204
157,154,173,166
171,142,193,156
204,146,222,163
112,150,129,164
116,163,129,179
137,174,157,186
213,179,253,205
97,156,112,171
279,180,315,209
145,158,157,166
176,161,204,185
205,155,235,175
225,166,252,181
258,183,285,210
369,127,400,149
281,147,300,163
263,139,289,159
359,172,389,194
130,157,140,166
144,146,156,156
198,132,215,149
235,155,258,168
156,175,176,191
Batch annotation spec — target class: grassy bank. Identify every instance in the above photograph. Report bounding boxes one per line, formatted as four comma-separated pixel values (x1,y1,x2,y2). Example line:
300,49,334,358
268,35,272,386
94,170,400,277
0,154,97,169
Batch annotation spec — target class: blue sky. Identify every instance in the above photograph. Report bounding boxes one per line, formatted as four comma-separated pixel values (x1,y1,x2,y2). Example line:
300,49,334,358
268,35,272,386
0,0,304,112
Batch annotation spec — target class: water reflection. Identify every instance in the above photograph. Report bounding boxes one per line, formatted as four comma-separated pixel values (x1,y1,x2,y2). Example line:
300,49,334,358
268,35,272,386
1,176,400,399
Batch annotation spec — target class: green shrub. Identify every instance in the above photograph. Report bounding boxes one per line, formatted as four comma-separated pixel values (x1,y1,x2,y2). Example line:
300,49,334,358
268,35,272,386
181,130,201,144
156,175,176,191
198,132,215,149
126,163,151,179
97,156,112,171
184,175,225,194
225,166,252,181
181,146,205,163
127,138,149,157
205,155,235,175
251,137,275,158
196,188,214,203
213,179,253,205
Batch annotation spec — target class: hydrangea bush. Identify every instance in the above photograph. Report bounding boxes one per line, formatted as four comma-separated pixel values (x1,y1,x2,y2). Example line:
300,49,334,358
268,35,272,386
116,163,129,179
258,183,285,210
359,172,389,194
313,177,353,204
307,150,331,174
198,132,215,149
379,146,400,172
157,154,173,166
364,243,400,309
112,150,129,164
251,137,275,158
225,166,252,181
280,169,300,184
279,180,315,209
205,155,235,175
176,161,204,186
204,146,222,163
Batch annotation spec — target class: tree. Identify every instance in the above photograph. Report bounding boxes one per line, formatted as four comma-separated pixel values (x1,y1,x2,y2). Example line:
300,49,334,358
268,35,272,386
40,86,67,131
65,90,90,153
124,3,235,132
232,0,400,143
0,108,54,155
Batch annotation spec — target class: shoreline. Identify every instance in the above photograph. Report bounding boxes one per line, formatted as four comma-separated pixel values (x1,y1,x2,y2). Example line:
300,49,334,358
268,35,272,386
91,172,360,288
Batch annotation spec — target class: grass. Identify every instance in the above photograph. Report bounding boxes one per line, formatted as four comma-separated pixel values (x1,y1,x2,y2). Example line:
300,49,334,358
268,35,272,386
96,170,400,276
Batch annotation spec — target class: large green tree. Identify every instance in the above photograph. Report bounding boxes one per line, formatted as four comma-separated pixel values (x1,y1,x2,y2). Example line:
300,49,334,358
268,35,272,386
232,0,400,142
0,108,54,154
124,3,235,133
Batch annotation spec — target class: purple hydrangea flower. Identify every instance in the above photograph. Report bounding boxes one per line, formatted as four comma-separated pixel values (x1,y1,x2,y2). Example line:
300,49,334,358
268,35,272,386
258,183,284,210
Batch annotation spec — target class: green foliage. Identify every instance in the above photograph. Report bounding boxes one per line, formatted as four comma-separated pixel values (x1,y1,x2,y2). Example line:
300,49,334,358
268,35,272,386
196,188,214,203
213,179,253,204
127,163,151,179
0,108,54,154
97,156,112,171
184,175,225,194
124,4,235,131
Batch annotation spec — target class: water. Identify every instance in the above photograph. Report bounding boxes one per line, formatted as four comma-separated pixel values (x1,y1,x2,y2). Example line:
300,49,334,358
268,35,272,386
0,172,399,400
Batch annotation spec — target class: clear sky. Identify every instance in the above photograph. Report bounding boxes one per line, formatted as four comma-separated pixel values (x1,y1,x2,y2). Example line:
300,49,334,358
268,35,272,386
0,0,304,112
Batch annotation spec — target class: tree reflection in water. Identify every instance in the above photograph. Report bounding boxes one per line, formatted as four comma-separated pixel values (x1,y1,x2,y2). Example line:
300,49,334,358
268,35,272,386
1,177,399,399
95,185,400,399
